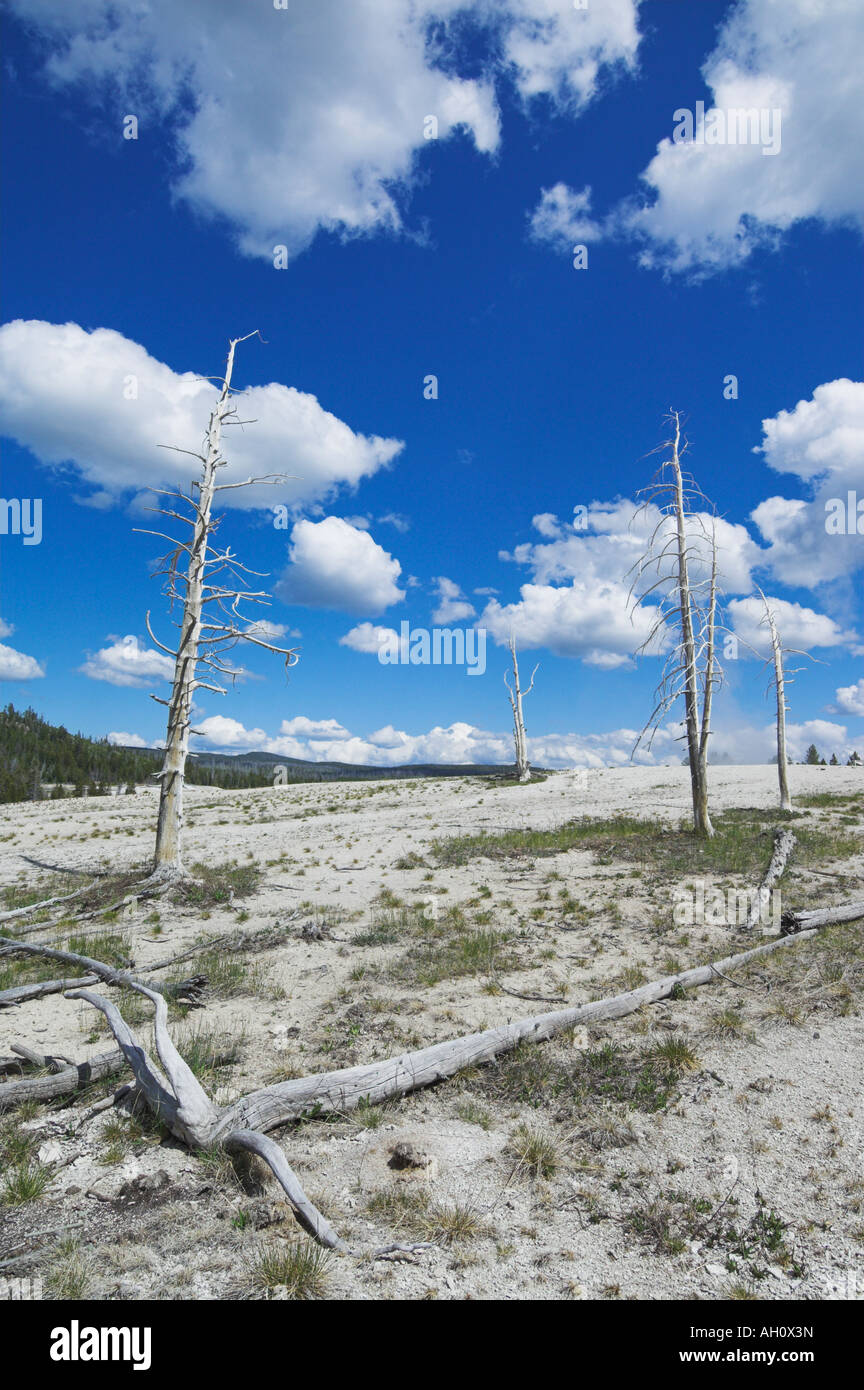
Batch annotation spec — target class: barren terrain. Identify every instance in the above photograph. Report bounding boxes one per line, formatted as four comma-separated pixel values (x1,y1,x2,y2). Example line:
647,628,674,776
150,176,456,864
1,764,862,1301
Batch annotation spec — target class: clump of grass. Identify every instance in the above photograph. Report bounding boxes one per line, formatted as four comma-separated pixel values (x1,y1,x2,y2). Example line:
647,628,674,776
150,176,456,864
45,1238,94,1299
470,1033,699,1117
625,1198,689,1255
355,902,514,987
393,851,428,870
374,887,404,909
432,815,649,868
96,1108,165,1165
456,1099,492,1130
710,1006,752,1040
354,909,408,946
0,1117,40,1168
749,922,864,1021
2,1160,54,1205
195,1144,239,1188
176,949,250,998
175,1022,245,1088
182,861,262,906
65,929,131,968
509,1122,560,1178
366,1187,430,1235
643,1037,701,1077
423,1201,490,1245
351,1097,387,1129
247,1240,332,1298
577,1111,636,1151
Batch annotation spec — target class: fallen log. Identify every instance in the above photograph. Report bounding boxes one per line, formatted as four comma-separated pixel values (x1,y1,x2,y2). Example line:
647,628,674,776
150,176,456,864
5,885,166,940
781,899,864,935
745,827,796,930
0,975,99,1009
61,912,862,1254
10,1043,75,1072
0,882,100,925
0,936,173,999
0,1049,126,1108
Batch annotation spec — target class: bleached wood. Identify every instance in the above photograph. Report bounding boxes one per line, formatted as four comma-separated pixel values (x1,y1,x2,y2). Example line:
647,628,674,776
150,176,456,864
781,900,864,933
137,334,299,878
0,936,170,996
631,414,721,837
222,1130,351,1251
221,923,849,1134
39,912,855,1249
744,827,796,931
0,974,99,1008
505,635,538,784
0,1048,126,1108
0,883,99,924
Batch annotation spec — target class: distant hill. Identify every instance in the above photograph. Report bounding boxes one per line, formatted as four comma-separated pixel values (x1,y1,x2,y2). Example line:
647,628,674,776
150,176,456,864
0,704,523,803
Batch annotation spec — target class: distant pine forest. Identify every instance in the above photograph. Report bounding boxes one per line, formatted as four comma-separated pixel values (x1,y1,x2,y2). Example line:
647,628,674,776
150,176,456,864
0,705,510,804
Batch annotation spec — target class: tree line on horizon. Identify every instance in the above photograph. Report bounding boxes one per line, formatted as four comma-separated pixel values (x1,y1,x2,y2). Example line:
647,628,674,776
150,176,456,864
0,704,276,803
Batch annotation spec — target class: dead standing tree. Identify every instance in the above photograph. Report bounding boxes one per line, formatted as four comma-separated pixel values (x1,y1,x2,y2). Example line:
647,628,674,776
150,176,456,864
629,412,722,837
740,587,817,816
753,589,796,815
504,635,538,783
136,333,299,884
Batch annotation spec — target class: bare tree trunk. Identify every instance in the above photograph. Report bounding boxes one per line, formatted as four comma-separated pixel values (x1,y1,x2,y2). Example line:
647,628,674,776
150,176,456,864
766,600,792,813
152,344,238,877
505,636,537,784
137,334,298,883
669,416,713,837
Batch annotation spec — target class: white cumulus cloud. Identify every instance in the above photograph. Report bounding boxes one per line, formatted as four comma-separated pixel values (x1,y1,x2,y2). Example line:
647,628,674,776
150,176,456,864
835,680,864,718
80,635,174,688
431,577,475,625
0,643,45,680
728,596,858,657
277,517,405,615
752,379,864,585
107,731,152,748
528,184,604,251
623,0,864,274
0,321,403,511
340,623,405,657
7,0,642,264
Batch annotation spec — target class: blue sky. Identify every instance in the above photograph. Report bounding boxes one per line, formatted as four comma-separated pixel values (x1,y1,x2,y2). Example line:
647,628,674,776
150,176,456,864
1,0,862,768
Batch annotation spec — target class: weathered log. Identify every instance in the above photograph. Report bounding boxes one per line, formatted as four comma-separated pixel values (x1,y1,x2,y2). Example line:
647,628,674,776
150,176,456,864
745,827,796,930
781,899,864,935
0,975,99,1009
0,936,169,997
220,921,853,1135
10,1043,75,1072
0,1049,126,1109
62,915,860,1253
0,883,98,925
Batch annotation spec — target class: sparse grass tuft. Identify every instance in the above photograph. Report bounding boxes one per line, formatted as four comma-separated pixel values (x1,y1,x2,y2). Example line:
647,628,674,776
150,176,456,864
45,1238,94,1299
509,1122,560,1178
247,1240,332,1298
181,861,262,906
174,1022,246,1088
1,1160,54,1205
423,1201,490,1245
